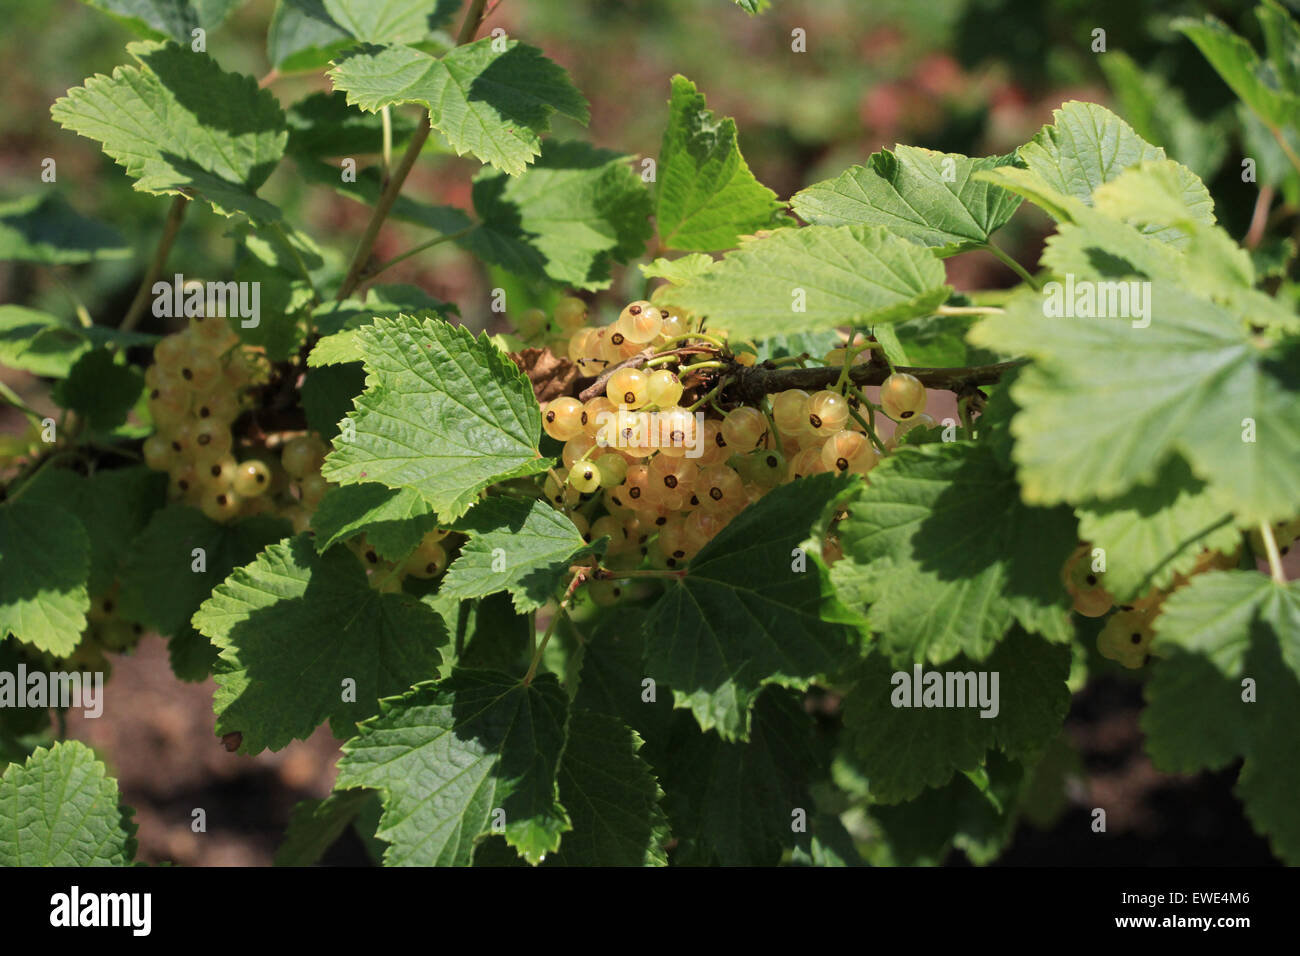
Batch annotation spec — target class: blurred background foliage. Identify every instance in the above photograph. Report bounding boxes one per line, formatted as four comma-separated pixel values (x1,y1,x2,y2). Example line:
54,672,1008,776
0,0,1281,337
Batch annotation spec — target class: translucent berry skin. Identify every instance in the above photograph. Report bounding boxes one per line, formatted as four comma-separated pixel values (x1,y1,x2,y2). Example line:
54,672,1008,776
589,579,624,606
720,406,766,450
281,435,327,479
655,406,697,459
567,327,598,362
685,509,726,551
542,397,586,441
232,460,272,497
742,449,787,487
562,434,597,470
657,520,695,561
594,453,628,487
178,349,223,392
787,446,828,480
582,396,618,442
568,461,602,493
554,296,588,332
820,429,875,475
1097,609,1155,669
697,464,745,510
404,541,448,579
606,367,649,409
190,419,232,461
616,301,663,344
142,434,173,471
771,389,810,435
880,372,927,420
200,455,239,490
647,454,696,496
300,473,329,507
590,515,628,551
805,390,850,436
200,488,242,522
194,391,241,424
646,369,684,409
516,307,548,339
657,310,689,341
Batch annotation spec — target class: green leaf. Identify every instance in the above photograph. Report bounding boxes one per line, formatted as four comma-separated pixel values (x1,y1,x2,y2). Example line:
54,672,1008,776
547,709,668,866
832,443,1075,665
321,316,550,521
168,626,219,682
1074,456,1239,602
0,193,129,265
1018,101,1168,208
643,474,857,740
668,224,949,339
275,790,375,866
301,362,366,440
309,284,457,366
1089,160,1216,248
639,253,717,285
1099,51,1229,181
659,688,827,865
1152,570,1300,678
334,670,570,866
0,306,89,378
0,740,137,866
322,0,458,43
1141,615,1300,864
79,0,243,42
1174,14,1300,131
51,41,287,221
311,483,438,560
328,38,589,175
569,608,676,750
194,535,447,753
655,75,783,251
1141,651,1253,774
0,500,90,656
839,630,1071,803
19,466,167,597
968,284,1300,524
792,147,1023,255
458,140,652,290
865,750,1026,865
286,89,419,157
53,348,144,432
442,496,591,613
269,0,354,73
118,503,290,636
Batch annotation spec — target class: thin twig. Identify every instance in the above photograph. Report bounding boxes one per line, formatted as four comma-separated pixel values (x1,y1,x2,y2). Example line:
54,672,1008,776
360,227,474,281
333,0,489,302
1245,184,1276,250
984,240,1041,291
1259,522,1288,584
121,194,189,331
524,567,585,684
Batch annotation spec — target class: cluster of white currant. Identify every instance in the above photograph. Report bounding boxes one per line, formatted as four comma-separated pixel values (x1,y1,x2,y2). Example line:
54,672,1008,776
139,315,335,528
1062,522,1298,669
529,296,935,595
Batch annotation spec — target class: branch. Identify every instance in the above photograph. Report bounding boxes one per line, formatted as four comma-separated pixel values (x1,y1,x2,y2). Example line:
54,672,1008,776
728,358,1026,404
121,194,189,331
332,0,489,301
335,116,432,301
